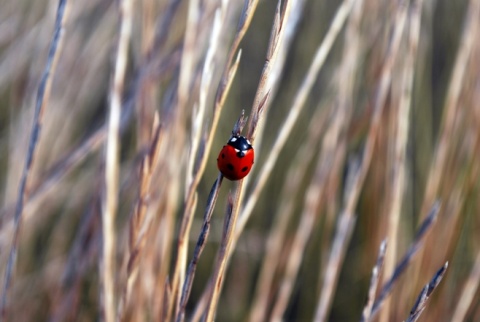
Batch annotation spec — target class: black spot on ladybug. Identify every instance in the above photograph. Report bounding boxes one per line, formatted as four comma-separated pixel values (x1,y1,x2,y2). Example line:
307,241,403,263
241,166,249,172
227,163,234,171
237,151,245,158
221,153,225,159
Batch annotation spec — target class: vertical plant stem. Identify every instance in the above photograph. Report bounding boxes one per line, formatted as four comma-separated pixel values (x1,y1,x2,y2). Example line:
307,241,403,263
451,252,480,321
405,262,448,322
0,0,69,319
176,174,223,322
236,0,358,238
381,0,422,318
411,0,480,303
168,0,249,315
117,117,162,321
370,203,440,319
169,0,259,318
314,3,409,320
418,0,480,221
168,48,241,320
103,0,134,320
361,240,388,322
203,2,293,320
248,104,331,322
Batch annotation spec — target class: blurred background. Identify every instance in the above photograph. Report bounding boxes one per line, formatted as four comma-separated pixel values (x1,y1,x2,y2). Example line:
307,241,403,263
0,0,479,321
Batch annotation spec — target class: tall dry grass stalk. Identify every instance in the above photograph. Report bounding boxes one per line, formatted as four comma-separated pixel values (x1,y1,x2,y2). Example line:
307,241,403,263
103,0,134,321
201,2,295,320
167,0,244,318
380,0,422,319
405,262,448,322
1,0,479,321
361,239,387,322
0,0,70,319
365,203,440,321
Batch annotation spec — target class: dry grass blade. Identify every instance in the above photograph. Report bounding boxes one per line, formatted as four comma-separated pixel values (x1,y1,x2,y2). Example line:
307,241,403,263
160,0,201,311
0,0,70,319
232,109,248,136
176,173,223,322
315,212,358,322
248,0,293,140
49,180,102,322
268,3,363,318
168,43,239,313
202,192,235,322
361,239,388,322
417,0,480,222
202,2,293,321
269,133,329,320
0,52,172,249
186,7,223,189
248,104,331,322
0,0,181,250
162,277,172,322
222,3,361,317
451,252,480,321
370,203,440,319
171,4,226,314
1,0,479,320
237,0,357,270
405,262,448,322
410,0,480,303
313,157,359,322
382,0,423,317
117,117,162,321
313,2,409,319
169,0,245,313
174,108,242,322
103,0,134,320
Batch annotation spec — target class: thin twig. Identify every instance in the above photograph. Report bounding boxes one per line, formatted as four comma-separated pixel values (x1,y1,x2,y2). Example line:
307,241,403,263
0,0,70,319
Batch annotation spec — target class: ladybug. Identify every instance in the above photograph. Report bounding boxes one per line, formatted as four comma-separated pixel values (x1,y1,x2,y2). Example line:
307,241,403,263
217,135,254,180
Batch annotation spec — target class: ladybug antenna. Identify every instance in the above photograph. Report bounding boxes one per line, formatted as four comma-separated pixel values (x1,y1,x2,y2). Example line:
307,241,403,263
232,109,248,137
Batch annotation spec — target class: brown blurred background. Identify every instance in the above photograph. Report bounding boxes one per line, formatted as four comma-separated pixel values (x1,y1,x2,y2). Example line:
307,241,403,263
0,0,479,321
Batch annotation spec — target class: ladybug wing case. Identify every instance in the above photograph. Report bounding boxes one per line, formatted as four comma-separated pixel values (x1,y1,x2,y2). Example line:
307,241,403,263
217,144,254,181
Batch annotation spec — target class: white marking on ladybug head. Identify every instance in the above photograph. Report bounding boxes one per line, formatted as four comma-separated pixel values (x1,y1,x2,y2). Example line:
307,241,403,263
235,148,240,153
230,137,237,143
246,139,252,146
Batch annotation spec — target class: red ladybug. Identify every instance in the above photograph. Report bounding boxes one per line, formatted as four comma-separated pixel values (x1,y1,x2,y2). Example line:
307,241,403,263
217,135,254,180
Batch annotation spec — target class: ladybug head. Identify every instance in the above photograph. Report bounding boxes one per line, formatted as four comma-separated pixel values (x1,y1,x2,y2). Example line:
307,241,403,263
227,135,252,157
